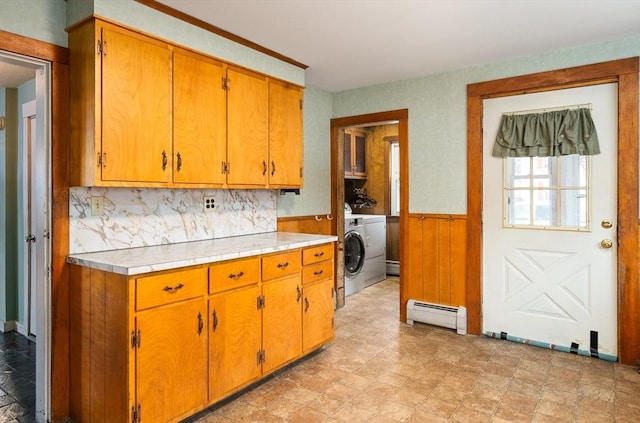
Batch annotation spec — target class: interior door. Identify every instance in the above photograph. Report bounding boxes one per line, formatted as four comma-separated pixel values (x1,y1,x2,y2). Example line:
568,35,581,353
482,84,618,359
22,100,37,337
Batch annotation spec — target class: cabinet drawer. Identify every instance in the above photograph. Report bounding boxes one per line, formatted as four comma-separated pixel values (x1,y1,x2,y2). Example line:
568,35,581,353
302,260,334,285
262,251,301,281
209,257,260,294
136,268,206,310
302,243,334,266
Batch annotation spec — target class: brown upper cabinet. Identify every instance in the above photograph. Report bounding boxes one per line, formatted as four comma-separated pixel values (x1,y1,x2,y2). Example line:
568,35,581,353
68,18,304,189
173,48,227,186
226,66,269,187
344,129,367,179
69,19,173,186
269,79,304,188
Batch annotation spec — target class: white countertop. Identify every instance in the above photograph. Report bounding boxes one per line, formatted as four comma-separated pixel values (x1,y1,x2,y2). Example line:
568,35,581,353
66,232,338,276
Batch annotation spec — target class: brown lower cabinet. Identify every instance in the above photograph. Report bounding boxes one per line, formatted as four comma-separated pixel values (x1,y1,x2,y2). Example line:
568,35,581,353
69,243,334,423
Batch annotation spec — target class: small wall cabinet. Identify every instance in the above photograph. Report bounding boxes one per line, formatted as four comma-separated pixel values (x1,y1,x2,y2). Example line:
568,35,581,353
344,129,367,179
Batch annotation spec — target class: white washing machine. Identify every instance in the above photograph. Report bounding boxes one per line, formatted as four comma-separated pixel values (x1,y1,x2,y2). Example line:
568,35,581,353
344,216,366,296
361,215,387,286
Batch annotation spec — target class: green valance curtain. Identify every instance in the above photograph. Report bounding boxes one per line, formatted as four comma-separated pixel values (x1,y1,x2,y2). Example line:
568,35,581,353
492,107,600,157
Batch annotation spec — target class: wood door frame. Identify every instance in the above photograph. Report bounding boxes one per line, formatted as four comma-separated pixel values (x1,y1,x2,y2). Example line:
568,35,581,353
0,30,70,419
467,57,639,365
330,109,408,313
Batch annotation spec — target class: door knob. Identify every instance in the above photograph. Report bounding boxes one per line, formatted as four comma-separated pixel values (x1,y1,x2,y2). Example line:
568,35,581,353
25,235,36,243
600,239,613,249
601,220,613,229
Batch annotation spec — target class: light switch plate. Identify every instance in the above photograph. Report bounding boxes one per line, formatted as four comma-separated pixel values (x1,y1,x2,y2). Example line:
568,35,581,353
91,196,104,216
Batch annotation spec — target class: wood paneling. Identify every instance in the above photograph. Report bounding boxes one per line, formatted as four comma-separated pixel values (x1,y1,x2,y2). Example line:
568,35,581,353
467,57,640,365
361,124,397,215
403,214,467,310
386,216,399,262
69,267,129,422
0,29,70,421
277,215,334,235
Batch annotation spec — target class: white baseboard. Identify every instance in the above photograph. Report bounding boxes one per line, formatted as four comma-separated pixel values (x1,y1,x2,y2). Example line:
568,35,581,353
0,320,17,333
386,260,400,276
16,322,28,336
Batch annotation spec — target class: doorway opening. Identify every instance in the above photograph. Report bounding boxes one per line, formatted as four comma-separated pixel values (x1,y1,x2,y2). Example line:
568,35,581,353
0,50,52,421
330,110,408,314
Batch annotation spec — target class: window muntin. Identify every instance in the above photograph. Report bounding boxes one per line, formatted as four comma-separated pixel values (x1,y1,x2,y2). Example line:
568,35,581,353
504,155,590,230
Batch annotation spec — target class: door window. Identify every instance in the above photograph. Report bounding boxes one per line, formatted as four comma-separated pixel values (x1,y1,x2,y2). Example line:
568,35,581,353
503,155,590,230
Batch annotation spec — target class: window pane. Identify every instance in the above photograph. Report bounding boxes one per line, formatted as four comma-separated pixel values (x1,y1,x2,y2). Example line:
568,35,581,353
506,190,531,225
506,158,531,188
560,189,588,227
533,157,551,175
390,142,400,216
560,155,587,187
533,190,556,226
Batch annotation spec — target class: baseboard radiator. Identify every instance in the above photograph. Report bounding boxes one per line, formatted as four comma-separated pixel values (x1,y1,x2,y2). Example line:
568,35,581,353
406,300,467,335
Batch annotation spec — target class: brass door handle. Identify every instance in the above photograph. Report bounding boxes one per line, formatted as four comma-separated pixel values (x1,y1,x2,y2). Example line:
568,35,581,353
601,220,613,229
162,283,184,293
161,150,168,171
197,312,204,335
601,239,613,249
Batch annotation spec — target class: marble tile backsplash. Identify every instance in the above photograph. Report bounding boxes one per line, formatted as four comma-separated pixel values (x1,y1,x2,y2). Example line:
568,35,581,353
69,187,277,254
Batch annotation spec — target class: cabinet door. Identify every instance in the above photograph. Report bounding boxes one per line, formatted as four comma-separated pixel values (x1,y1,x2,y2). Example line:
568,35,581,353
353,132,367,177
209,285,261,402
227,67,268,187
303,279,334,352
344,131,353,176
100,26,172,183
173,50,227,185
268,81,303,187
262,275,302,373
136,298,207,423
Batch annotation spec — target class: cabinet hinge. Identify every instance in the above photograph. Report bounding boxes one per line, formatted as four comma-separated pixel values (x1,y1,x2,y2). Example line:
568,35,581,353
222,77,229,91
300,98,303,110
256,295,265,310
332,317,334,329
256,349,265,365
131,330,141,349
300,167,303,178
131,404,141,423
221,161,230,174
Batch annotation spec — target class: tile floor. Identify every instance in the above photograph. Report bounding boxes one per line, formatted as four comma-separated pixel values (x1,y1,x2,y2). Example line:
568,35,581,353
0,331,36,422
191,277,640,423
0,278,639,422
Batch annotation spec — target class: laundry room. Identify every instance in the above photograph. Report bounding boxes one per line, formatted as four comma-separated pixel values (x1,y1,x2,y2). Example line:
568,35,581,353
343,122,400,296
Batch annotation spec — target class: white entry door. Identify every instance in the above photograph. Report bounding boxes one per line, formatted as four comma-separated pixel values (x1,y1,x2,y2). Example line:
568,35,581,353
482,84,618,360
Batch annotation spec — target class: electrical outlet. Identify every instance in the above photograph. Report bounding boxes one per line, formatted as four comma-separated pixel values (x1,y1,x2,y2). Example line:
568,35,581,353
203,196,216,212
91,196,104,216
